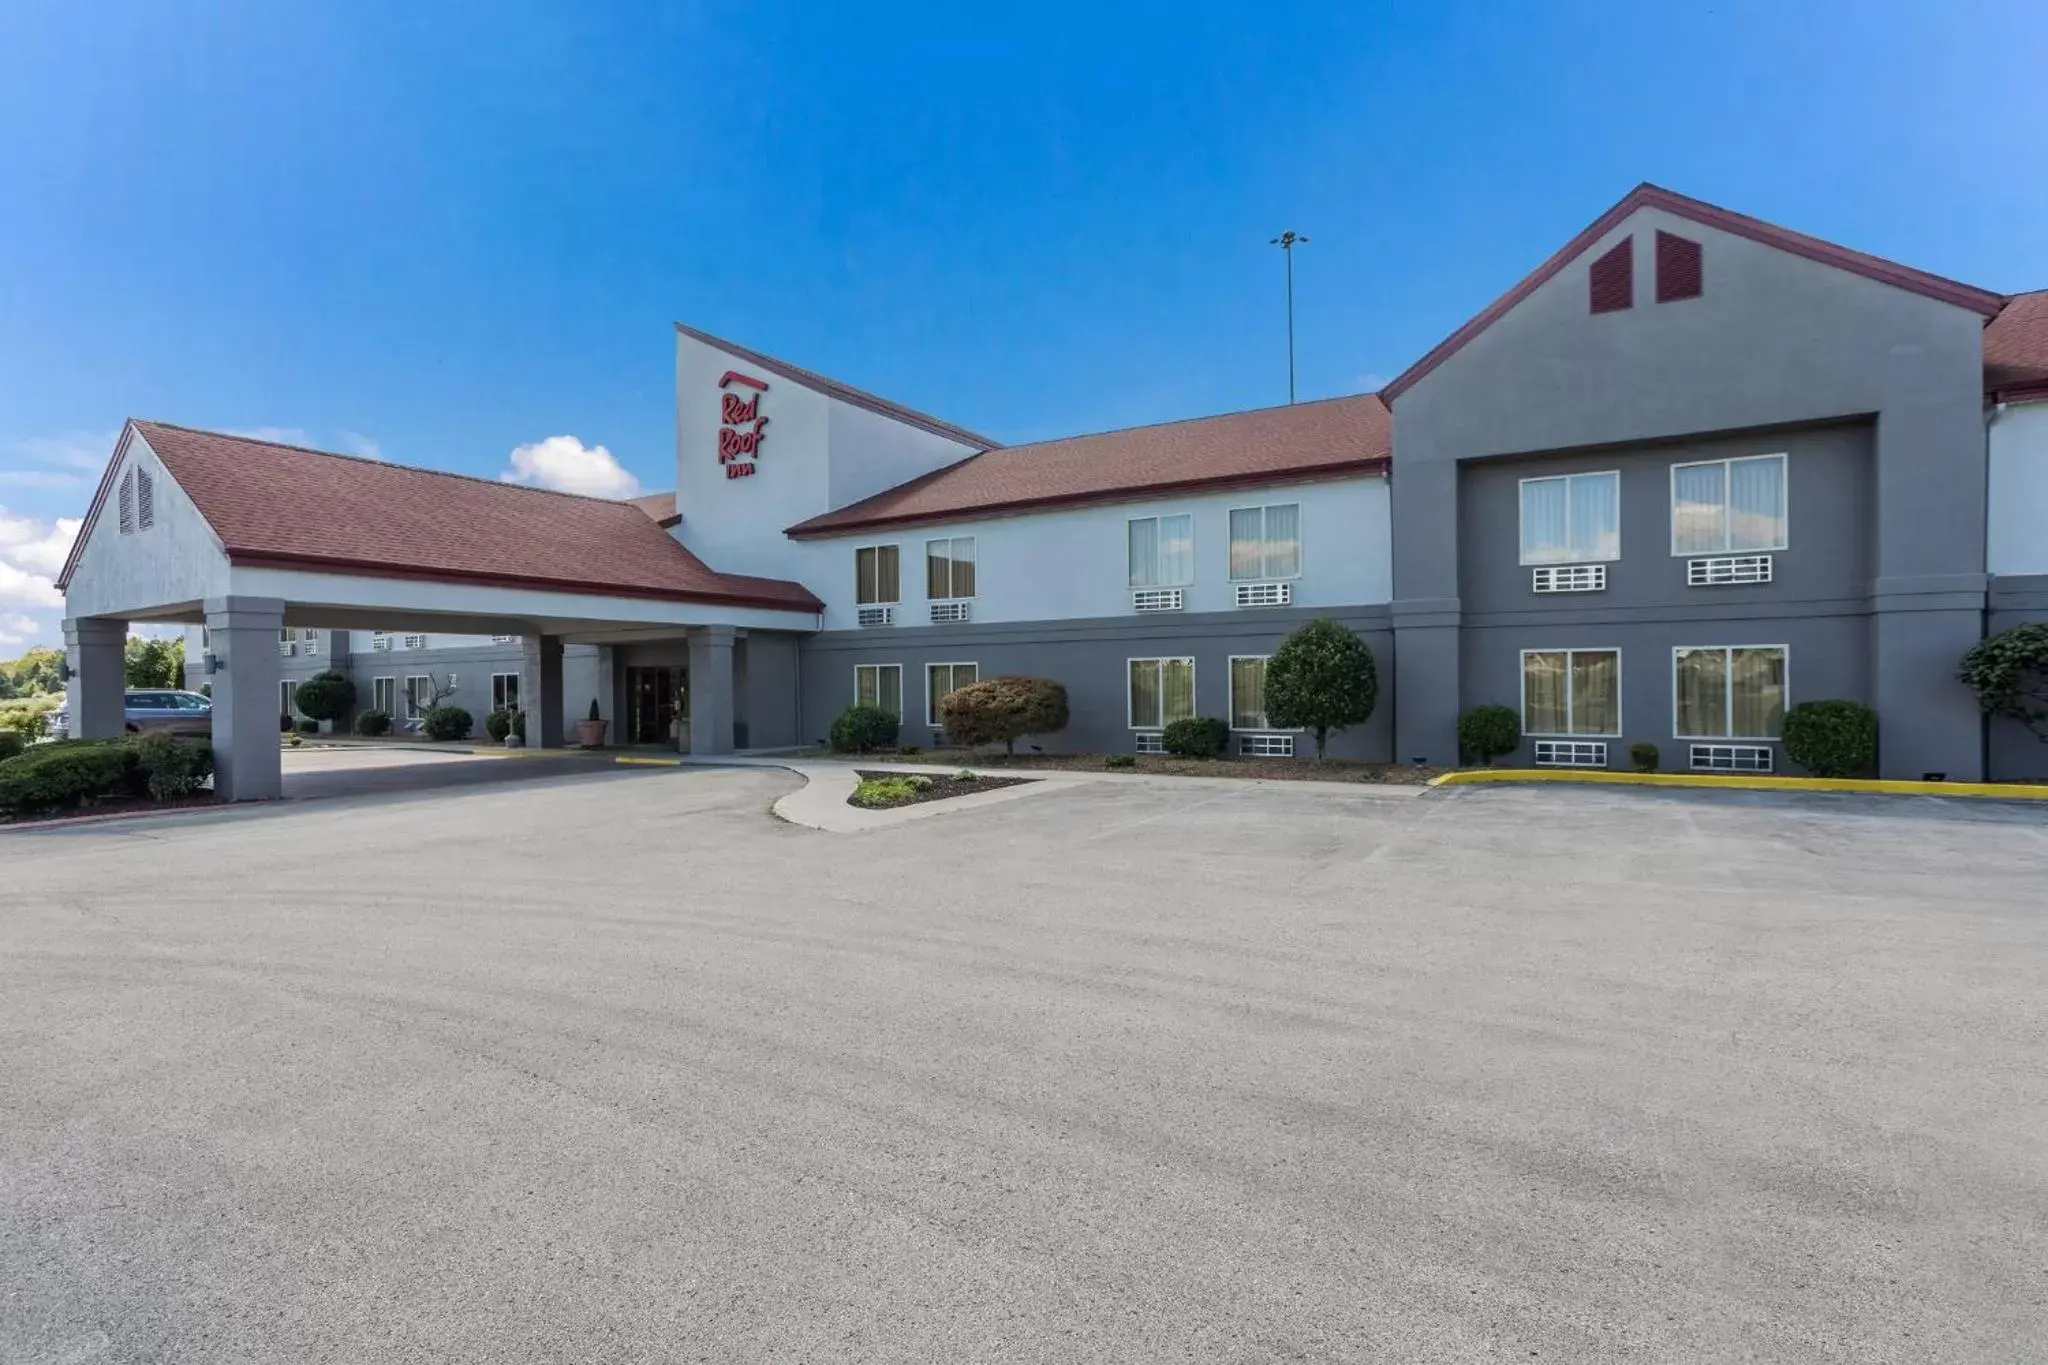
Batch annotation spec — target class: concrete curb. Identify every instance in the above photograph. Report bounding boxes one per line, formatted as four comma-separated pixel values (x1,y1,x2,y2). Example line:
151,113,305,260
1431,767,2048,801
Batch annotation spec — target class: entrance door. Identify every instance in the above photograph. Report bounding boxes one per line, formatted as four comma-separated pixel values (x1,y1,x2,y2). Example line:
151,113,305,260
625,666,689,747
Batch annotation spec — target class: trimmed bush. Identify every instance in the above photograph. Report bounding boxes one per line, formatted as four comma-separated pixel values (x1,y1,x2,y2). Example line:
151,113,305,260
291,670,356,726
1161,715,1229,759
0,740,141,815
1959,623,2048,745
938,676,1070,757
280,713,295,734
1264,618,1379,759
1781,699,1878,778
1628,742,1660,773
829,704,900,754
1458,705,1521,766
0,731,24,763
296,719,320,734
131,732,214,802
421,706,473,742
1104,753,1137,769
850,774,932,807
355,710,392,737
485,708,514,742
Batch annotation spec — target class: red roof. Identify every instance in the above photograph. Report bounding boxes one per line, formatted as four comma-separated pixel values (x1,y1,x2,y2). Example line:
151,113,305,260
675,322,999,450
629,491,681,527
1986,289,2048,400
1383,183,2010,402
56,423,821,612
786,393,1390,538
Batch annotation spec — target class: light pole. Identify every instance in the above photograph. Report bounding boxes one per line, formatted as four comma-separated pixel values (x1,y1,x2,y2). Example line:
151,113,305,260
1269,229,1309,404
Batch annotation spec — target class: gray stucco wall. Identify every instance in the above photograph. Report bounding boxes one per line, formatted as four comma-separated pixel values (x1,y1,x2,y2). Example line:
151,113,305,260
1987,575,2048,781
1392,203,1989,778
797,606,1396,760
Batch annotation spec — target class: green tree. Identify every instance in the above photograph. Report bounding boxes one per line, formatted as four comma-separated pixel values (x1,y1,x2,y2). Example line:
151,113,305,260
1263,618,1379,759
1960,623,2048,745
293,670,357,727
124,636,182,689
938,676,1069,757
8,647,65,696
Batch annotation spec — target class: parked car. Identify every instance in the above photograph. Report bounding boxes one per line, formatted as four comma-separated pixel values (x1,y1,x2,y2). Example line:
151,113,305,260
46,690,213,740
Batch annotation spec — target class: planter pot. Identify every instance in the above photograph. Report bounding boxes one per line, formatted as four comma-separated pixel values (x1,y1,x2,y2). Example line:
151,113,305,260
503,733,524,749
574,718,608,748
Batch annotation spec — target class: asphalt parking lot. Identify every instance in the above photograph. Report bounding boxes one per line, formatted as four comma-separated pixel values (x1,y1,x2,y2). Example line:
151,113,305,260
2,768,2043,1363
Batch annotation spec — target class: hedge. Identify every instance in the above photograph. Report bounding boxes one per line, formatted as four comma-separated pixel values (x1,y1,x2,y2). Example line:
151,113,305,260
355,710,393,737
1458,705,1521,766
829,704,899,754
421,706,473,742
1161,716,1229,759
1780,700,1878,778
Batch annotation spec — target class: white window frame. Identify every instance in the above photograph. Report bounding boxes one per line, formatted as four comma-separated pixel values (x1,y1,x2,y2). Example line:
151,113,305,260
301,628,321,656
402,633,428,650
1227,654,1297,733
1670,644,1789,741
1127,513,1195,589
1669,453,1788,556
372,677,396,716
1226,503,1303,582
925,661,978,727
924,537,976,601
280,679,298,718
854,663,903,717
404,674,434,721
1518,470,1621,566
491,672,521,712
855,544,901,607
1126,656,1196,731
1518,648,1623,739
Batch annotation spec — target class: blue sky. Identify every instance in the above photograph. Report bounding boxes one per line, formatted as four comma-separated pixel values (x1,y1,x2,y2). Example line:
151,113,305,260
1,0,2042,650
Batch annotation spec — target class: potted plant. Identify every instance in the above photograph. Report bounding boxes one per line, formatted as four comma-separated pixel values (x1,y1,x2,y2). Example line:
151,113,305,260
574,698,607,748
502,707,525,749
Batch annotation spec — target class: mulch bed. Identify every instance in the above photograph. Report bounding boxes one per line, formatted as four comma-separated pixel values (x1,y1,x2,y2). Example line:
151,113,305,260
850,769,1035,809
1,793,222,827
889,751,1453,785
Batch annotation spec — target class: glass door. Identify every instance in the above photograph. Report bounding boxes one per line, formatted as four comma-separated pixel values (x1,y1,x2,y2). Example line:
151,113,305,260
625,666,688,747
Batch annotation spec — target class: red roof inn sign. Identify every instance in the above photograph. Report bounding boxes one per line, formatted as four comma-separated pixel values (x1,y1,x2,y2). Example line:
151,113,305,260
717,370,770,478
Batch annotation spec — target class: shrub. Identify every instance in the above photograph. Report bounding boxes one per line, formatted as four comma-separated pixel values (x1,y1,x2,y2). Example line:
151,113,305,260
291,670,356,726
1264,618,1379,759
485,708,514,742
131,732,214,802
280,713,294,734
1458,705,1521,766
1959,623,2048,746
1104,753,1137,769
900,745,921,756
0,741,140,816
507,708,525,741
296,719,320,734
1628,742,1660,773
587,698,603,722
421,706,473,742
355,710,392,737
1781,699,1878,778
829,704,900,754
850,774,931,807
952,769,977,782
938,676,1070,757
0,705,50,741
1161,715,1230,759
0,731,23,763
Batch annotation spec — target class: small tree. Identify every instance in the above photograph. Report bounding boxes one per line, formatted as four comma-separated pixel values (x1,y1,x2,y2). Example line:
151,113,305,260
292,670,357,729
124,636,182,689
1960,623,2048,746
939,676,1069,757
1263,618,1379,759
1458,705,1521,766
1781,700,1878,777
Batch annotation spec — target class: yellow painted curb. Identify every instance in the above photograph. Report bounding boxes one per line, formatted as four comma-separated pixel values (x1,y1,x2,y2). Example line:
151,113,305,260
614,755,683,767
1429,768,2048,801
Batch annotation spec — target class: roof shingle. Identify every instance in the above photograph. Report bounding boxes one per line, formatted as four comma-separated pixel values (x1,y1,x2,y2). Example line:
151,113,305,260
785,393,1390,538
1986,289,2048,399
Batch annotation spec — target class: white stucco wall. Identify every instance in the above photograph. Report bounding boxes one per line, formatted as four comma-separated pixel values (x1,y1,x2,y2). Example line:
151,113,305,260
792,475,1393,630
1989,397,2048,575
64,431,230,620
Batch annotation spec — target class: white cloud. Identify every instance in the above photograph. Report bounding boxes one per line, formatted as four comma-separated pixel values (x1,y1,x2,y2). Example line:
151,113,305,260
0,509,78,616
0,612,40,649
501,435,641,499
339,431,384,461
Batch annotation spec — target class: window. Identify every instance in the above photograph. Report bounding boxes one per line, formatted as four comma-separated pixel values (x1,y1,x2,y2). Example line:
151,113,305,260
1227,504,1301,581
855,545,900,605
402,633,428,650
278,627,297,656
855,663,902,717
372,677,396,715
1128,657,1195,730
1229,656,1277,731
404,676,433,721
1655,231,1703,303
1671,454,1787,555
925,537,976,600
926,662,978,726
1128,514,1194,588
491,672,521,712
136,465,155,529
1521,649,1621,737
280,680,298,718
302,628,321,656
1590,237,1633,313
118,468,136,534
1520,471,1619,565
1673,646,1786,739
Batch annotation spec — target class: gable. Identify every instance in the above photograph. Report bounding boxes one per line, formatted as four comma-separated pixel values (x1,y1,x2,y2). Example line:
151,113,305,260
59,426,231,618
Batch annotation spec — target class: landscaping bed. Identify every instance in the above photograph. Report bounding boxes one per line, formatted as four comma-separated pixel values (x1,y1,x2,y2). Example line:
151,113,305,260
877,751,1453,785
850,769,1035,809
2,791,220,827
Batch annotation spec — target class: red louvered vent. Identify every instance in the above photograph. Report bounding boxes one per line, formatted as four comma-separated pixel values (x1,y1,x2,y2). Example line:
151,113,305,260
1589,237,1633,314
1656,230,1703,302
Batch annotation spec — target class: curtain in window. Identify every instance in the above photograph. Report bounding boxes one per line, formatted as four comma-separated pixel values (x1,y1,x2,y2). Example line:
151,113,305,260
1161,658,1195,725
1228,508,1263,580
1231,657,1268,729
1158,514,1192,586
1262,504,1301,578
950,539,975,598
1729,647,1785,737
1128,519,1161,587
1672,464,1726,555
858,546,900,604
1569,474,1619,561
856,667,878,709
1727,457,1786,552
1674,648,1728,737
1129,660,1161,728
1570,650,1619,734
1521,479,1570,563
926,542,951,599
1522,651,1567,734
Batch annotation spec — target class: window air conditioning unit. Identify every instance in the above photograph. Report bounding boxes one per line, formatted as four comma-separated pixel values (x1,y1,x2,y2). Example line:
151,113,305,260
930,601,971,624
1237,733,1294,757
856,605,894,628
1234,581,1292,608
1687,555,1773,586
1533,740,1608,768
1134,731,1166,754
1531,564,1607,593
1131,588,1184,612
1690,743,1773,772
